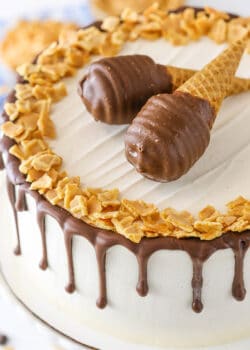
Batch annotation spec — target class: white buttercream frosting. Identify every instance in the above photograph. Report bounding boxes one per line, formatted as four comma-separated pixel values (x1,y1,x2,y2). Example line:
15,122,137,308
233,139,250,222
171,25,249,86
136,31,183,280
49,37,250,215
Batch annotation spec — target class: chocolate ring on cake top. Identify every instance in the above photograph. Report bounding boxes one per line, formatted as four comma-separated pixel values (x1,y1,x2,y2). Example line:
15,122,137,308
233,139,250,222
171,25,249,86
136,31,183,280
78,54,250,125
125,35,248,182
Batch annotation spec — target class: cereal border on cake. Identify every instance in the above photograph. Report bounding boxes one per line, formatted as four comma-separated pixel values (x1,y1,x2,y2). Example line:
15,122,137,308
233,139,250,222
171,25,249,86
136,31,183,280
2,4,250,243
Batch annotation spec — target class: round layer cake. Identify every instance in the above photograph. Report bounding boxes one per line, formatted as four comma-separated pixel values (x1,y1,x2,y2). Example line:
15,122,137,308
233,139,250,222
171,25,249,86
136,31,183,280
1,5,250,350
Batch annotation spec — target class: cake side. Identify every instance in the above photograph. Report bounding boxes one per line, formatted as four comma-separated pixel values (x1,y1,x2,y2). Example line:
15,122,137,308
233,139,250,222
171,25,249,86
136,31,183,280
2,173,250,349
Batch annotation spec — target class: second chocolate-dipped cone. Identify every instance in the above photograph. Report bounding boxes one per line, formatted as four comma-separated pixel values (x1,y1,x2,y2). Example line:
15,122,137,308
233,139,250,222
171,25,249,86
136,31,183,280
176,34,248,115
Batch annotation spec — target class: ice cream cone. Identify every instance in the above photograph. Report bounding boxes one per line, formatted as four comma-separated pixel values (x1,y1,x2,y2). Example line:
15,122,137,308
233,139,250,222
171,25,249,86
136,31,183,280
177,34,248,114
166,65,250,95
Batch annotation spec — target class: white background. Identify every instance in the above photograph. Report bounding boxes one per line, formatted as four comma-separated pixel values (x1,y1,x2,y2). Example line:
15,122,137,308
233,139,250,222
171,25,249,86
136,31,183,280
0,1,249,349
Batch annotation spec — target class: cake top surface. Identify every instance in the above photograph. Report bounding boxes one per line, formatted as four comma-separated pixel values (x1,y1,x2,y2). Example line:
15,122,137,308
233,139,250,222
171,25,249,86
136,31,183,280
2,5,250,243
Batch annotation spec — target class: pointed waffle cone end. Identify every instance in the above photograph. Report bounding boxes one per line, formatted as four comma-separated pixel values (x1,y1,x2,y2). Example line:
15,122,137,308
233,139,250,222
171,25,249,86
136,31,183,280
166,66,194,91
167,65,250,96
177,33,248,113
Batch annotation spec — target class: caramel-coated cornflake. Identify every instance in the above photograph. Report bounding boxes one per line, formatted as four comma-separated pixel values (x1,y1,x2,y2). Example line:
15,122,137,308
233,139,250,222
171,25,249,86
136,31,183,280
122,199,157,218
31,152,62,172
65,47,89,68
37,100,56,138
76,27,106,52
121,8,139,23
87,195,102,215
227,218,250,232
102,16,120,32
15,84,33,100
21,139,47,157
208,19,227,43
4,102,19,121
1,121,24,138
31,173,53,190
97,189,120,209
199,205,220,221
26,168,44,182
64,183,82,209
194,220,223,239
142,211,174,235
112,213,143,243
217,215,237,228
88,216,115,230
227,196,250,216
70,195,88,218
9,144,25,160
165,211,194,233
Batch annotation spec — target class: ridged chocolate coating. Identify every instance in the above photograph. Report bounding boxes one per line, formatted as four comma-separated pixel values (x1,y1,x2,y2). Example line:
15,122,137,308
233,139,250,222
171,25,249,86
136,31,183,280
125,92,215,182
78,55,172,124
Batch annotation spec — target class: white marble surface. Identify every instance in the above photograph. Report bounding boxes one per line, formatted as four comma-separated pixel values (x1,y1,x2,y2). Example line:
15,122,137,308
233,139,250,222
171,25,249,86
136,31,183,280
0,1,249,350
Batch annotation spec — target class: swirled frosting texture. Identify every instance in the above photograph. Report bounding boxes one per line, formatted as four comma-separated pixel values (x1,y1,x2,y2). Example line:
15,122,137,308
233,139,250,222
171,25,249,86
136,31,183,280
78,55,172,124
125,92,215,182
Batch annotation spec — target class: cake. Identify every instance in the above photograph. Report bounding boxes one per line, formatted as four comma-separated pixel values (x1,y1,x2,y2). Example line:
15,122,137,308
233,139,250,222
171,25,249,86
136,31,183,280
1,5,250,349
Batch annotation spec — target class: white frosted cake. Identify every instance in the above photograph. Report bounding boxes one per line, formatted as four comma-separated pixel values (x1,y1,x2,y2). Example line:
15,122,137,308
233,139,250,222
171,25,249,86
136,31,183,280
0,5,250,350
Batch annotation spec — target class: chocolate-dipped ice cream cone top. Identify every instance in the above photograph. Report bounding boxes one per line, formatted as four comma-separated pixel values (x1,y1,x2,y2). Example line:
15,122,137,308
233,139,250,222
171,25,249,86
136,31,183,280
78,55,172,125
78,53,250,125
125,34,248,182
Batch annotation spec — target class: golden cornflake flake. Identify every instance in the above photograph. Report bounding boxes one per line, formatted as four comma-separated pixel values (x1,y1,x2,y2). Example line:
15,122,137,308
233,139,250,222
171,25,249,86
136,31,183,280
162,210,194,233
122,199,157,218
102,16,120,32
64,183,82,209
142,212,174,236
37,100,56,138
194,221,223,239
208,19,227,44
26,168,45,182
121,8,139,23
227,218,250,233
87,195,102,215
4,102,19,121
1,121,24,138
65,47,89,68
88,217,115,231
199,205,220,222
70,195,88,218
30,173,53,190
112,213,144,243
9,144,25,160
31,152,62,172
76,27,106,52
217,215,237,228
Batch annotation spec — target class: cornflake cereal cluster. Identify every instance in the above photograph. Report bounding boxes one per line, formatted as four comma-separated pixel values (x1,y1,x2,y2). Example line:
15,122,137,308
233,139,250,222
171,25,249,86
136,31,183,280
0,20,77,69
2,4,250,243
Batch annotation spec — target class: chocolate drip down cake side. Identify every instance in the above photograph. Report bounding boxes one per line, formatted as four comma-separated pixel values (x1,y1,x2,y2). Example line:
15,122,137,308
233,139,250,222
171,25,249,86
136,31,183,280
1,5,250,350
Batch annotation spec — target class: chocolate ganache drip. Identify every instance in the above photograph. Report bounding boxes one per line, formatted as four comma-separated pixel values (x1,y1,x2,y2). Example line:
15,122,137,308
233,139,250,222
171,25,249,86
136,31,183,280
78,55,172,124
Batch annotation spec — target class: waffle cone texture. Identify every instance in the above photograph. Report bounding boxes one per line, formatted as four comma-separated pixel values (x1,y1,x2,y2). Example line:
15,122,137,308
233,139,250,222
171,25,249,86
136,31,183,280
166,65,250,96
177,34,248,113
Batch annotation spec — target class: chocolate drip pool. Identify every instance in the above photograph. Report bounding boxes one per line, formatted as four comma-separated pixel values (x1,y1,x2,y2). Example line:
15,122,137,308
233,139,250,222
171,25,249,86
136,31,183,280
0,9,249,314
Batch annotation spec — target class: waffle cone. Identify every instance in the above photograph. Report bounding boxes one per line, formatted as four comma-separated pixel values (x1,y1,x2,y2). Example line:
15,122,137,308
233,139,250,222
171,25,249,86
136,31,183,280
176,34,248,113
166,65,250,96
